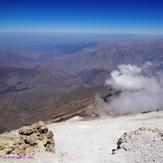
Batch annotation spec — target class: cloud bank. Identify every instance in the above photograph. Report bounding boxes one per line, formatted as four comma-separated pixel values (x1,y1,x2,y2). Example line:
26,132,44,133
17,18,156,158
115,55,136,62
104,64,163,115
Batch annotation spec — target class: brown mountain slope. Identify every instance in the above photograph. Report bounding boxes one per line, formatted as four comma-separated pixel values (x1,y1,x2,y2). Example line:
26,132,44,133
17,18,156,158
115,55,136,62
0,66,84,133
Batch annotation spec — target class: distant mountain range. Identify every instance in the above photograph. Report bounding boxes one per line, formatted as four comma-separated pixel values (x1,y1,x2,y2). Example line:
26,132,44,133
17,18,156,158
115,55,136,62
0,49,38,68
0,39,162,132
40,40,163,72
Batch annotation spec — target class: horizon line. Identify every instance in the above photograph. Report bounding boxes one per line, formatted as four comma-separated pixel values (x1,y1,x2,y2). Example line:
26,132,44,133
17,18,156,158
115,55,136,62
0,31,163,36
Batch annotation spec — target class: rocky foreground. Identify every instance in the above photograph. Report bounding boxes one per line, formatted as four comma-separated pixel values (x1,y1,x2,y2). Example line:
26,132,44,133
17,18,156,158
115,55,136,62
0,111,163,163
0,121,54,157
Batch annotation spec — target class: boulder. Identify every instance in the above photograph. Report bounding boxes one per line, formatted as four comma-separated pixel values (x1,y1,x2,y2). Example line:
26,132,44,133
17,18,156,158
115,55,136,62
32,121,46,129
25,134,38,146
38,126,48,133
5,146,14,154
19,126,34,135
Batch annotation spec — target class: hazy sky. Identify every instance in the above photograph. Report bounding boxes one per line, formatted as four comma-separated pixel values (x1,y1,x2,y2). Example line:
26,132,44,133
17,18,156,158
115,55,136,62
0,0,163,34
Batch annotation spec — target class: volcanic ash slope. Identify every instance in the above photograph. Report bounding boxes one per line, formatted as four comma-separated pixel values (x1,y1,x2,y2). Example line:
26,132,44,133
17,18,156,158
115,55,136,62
47,111,163,163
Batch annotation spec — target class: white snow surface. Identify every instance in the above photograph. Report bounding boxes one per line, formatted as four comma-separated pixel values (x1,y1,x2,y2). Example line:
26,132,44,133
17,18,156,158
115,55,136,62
2,111,163,163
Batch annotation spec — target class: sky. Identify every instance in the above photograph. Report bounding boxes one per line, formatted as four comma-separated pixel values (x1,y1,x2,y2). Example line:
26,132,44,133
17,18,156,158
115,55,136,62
0,0,163,34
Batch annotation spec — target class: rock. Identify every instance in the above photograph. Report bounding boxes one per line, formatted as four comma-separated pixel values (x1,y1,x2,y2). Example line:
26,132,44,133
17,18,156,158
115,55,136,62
45,141,55,152
38,126,48,133
0,121,55,156
160,133,163,137
17,139,25,145
38,134,44,140
43,137,53,147
36,131,41,136
46,131,54,139
32,121,45,129
19,126,34,135
112,149,116,154
117,137,123,149
0,144,5,150
5,146,14,154
14,144,28,156
25,134,38,146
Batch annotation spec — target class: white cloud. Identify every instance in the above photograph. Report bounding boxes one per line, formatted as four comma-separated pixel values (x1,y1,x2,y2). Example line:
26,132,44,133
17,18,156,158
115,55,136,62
103,64,163,115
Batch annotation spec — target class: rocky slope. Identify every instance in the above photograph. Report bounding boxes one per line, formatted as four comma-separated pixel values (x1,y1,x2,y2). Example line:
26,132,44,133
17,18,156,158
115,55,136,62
0,121,54,157
0,65,86,132
1,111,163,163
112,127,163,162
